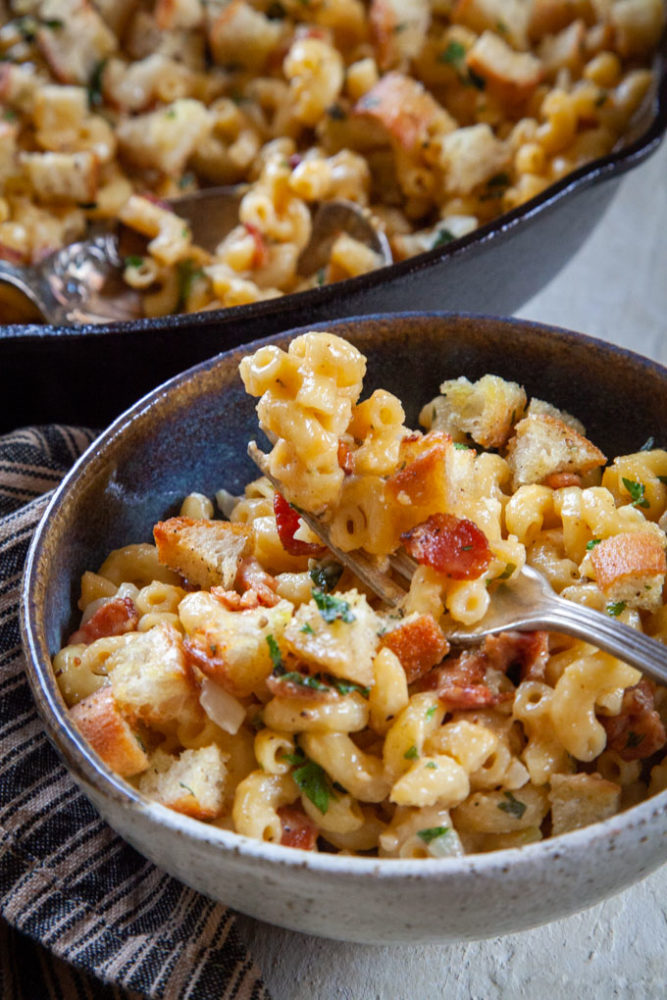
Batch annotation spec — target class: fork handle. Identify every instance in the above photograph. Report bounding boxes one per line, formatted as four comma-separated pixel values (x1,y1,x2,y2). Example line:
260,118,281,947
512,599,667,686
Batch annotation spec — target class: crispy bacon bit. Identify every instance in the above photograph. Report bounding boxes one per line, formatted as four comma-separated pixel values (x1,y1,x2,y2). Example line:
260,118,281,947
265,671,335,701
417,641,513,710
337,439,355,475
183,637,226,684
236,556,281,607
278,804,318,851
273,493,325,558
542,472,583,489
244,222,269,268
601,679,667,761
210,586,260,610
402,513,492,579
482,630,550,682
68,596,138,645
380,614,450,683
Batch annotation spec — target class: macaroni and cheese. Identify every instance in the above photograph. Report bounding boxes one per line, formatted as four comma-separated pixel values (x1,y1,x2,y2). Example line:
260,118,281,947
55,330,667,858
0,0,664,319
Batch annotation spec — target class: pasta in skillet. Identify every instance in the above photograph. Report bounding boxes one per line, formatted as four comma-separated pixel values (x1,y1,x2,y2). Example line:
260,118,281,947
1,0,664,319
56,330,667,858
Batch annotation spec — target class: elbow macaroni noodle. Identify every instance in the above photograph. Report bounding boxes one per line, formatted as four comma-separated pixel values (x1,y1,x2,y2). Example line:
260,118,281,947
57,330,667,856
0,2,663,320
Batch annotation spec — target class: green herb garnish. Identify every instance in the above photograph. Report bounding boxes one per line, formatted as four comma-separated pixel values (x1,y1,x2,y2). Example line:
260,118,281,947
622,477,650,508
432,228,455,249
312,588,355,623
266,634,283,670
417,826,449,844
404,745,419,760
87,59,107,108
586,538,602,550
497,791,527,819
438,41,466,66
607,601,626,617
498,563,516,580
292,759,333,814
310,561,343,593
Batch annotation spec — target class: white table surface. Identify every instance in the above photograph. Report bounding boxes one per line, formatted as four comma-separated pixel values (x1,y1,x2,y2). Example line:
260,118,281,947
234,138,667,1000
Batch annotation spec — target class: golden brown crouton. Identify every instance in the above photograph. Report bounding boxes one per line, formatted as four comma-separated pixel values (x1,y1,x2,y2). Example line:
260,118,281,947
354,72,455,154
528,0,596,41
610,0,665,58
466,31,543,106
506,412,607,488
549,772,621,835
453,0,533,50
369,0,431,70
137,745,228,820
69,686,148,777
420,374,527,449
439,123,511,195
154,516,253,589
589,530,666,611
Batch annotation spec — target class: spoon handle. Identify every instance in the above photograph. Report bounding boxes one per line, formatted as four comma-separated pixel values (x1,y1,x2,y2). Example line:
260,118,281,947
0,259,47,318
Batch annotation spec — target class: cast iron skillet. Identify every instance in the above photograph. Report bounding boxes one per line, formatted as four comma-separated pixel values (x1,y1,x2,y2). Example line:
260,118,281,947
1,39,666,433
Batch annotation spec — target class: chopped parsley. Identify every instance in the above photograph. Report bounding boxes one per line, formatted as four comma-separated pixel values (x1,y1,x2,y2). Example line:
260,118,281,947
606,601,626,617
417,825,449,844
300,622,314,634
626,731,645,749
266,634,283,670
586,538,602,550
292,758,334,814
312,587,355,623
438,41,466,66
432,228,455,249
176,258,204,307
426,761,438,770
310,561,343,593
87,59,107,109
453,441,472,450
330,678,371,698
404,745,419,760
124,254,144,269
425,705,437,720
179,782,196,796
498,562,516,580
497,791,527,819
622,477,650,509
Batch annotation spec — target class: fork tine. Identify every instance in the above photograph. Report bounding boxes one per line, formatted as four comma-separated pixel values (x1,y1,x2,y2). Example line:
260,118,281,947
247,442,407,608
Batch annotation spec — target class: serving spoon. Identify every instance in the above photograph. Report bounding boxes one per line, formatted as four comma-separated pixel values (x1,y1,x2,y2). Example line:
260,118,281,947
248,442,667,686
0,188,391,325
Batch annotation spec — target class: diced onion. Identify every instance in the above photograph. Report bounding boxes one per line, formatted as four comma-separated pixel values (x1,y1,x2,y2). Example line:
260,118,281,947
199,676,246,734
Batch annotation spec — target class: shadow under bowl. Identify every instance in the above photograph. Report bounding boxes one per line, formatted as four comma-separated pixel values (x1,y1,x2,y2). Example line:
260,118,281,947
20,312,667,943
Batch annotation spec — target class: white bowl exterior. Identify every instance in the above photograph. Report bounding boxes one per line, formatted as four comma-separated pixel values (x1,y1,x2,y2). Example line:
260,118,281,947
77,773,666,944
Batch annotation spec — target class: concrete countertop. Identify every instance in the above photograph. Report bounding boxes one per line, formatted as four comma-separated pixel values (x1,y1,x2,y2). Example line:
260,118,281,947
235,138,667,1000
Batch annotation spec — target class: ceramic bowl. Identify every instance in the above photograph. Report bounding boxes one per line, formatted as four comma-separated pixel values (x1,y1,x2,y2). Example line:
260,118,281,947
21,312,667,944
2,34,666,433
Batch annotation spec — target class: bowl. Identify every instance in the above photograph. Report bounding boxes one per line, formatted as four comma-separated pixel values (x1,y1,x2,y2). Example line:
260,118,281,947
2,30,666,434
20,312,667,944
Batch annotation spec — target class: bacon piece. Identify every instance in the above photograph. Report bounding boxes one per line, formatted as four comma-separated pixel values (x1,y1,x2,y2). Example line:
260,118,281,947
235,556,281,607
69,596,138,645
337,440,355,475
601,679,667,761
278,804,319,851
210,587,260,610
265,671,335,701
380,614,450,683
353,72,447,154
417,648,509,710
402,513,492,580
482,630,550,682
273,493,325,558
542,472,583,489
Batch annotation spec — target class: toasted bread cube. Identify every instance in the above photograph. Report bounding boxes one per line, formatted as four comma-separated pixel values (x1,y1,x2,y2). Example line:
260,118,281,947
439,123,511,195
154,516,253,589
528,0,596,40
589,530,666,611
155,0,204,31
37,0,117,85
108,622,200,729
21,151,99,204
610,0,665,58
421,374,526,449
549,772,621,835
137,745,227,820
369,0,431,70
284,589,381,688
354,72,456,154
527,397,585,434
453,0,533,50
116,98,211,176
506,412,607,488
380,613,450,683
537,19,587,78
208,0,282,71
69,686,149,777
466,31,543,105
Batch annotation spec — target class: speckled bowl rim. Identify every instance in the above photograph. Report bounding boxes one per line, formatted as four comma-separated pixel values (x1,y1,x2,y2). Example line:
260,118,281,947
20,310,667,886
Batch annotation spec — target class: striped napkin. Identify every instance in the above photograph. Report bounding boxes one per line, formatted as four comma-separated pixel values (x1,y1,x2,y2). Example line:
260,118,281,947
0,426,270,1000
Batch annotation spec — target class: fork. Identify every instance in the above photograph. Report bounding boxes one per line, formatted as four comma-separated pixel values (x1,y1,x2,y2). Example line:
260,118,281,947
248,442,667,686
0,191,391,325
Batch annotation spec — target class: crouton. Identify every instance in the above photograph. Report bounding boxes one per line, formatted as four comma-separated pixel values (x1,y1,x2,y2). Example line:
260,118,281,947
610,0,665,59
466,31,543,106
453,0,533,50
69,686,149,777
438,124,511,195
380,613,450,683
283,589,381,688
537,19,587,79
137,745,228,820
589,530,666,611
116,99,211,177
108,621,201,730
526,397,586,434
354,72,456,154
208,0,282,72
420,374,527,449
21,151,99,205
528,0,596,40
549,772,620,835
506,412,607,488
369,0,431,70
36,0,117,86
155,0,205,31
154,516,253,590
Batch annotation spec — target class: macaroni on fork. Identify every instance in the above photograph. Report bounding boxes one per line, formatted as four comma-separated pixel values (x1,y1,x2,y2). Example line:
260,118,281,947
55,330,667,858
0,0,664,319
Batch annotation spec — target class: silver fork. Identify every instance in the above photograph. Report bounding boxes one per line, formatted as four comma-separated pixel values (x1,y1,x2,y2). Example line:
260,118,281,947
248,442,667,686
0,191,391,325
